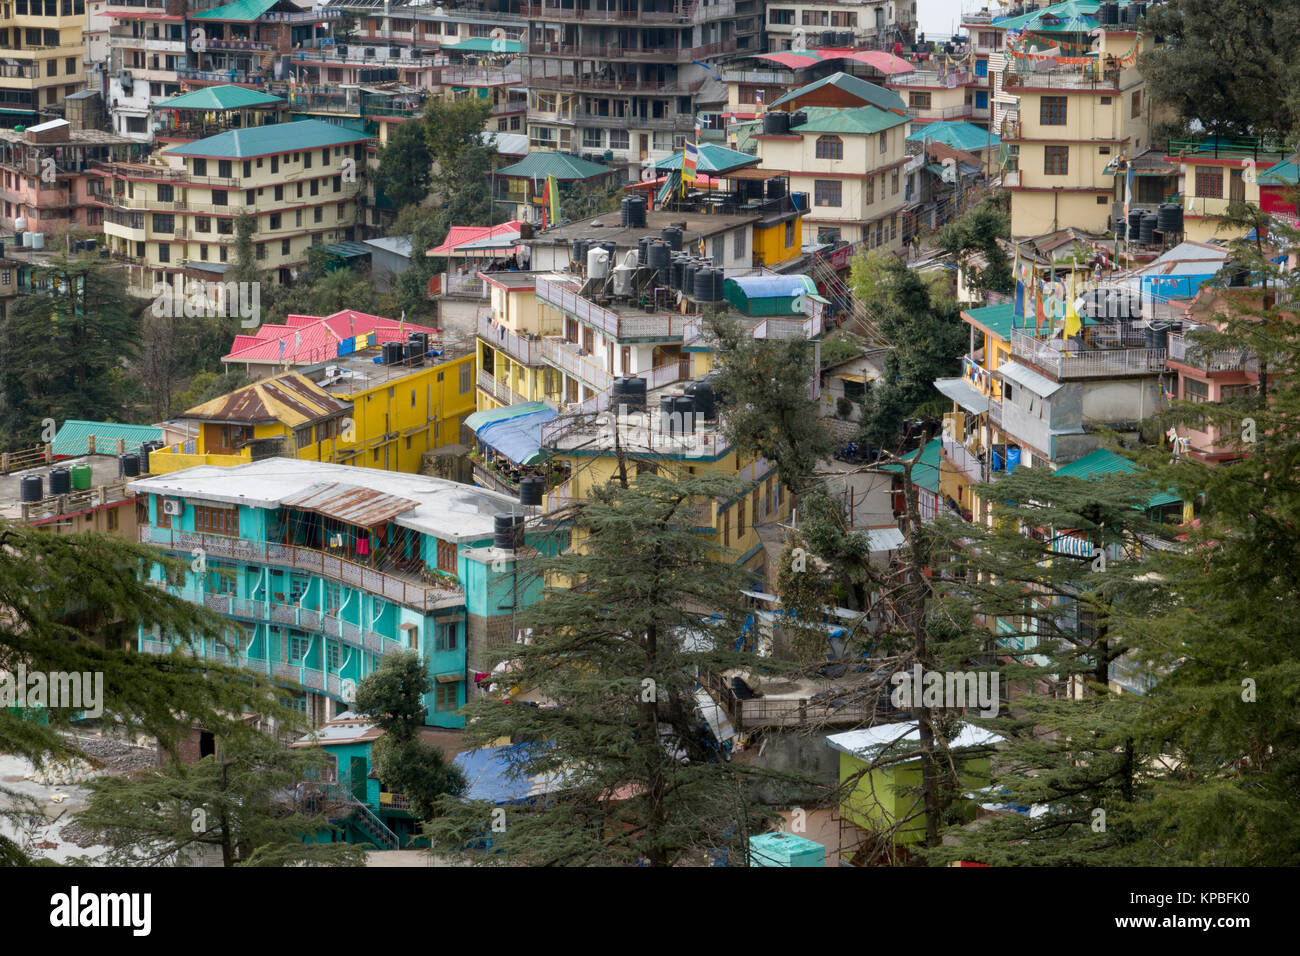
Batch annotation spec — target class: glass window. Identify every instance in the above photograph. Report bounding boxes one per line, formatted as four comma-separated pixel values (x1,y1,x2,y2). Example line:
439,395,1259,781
815,135,843,160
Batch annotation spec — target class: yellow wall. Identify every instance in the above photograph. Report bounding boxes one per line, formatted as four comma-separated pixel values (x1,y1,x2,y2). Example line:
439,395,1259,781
753,214,804,268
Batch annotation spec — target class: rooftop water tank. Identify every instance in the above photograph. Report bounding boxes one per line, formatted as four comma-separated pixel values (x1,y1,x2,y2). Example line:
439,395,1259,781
49,467,71,496
30,232,43,250
621,195,647,228
519,477,544,507
493,513,525,551
661,225,683,251
693,268,725,302
119,453,141,478
587,246,611,279
763,111,790,135
612,376,647,413
19,474,42,503
70,463,92,490
685,380,716,420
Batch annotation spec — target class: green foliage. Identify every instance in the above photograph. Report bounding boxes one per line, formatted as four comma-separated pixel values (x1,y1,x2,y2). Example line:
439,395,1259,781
77,732,366,866
425,98,495,229
706,312,832,494
227,212,260,286
354,649,431,739
0,256,141,446
936,191,1012,296
1140,0,1300,141
819,329,865,368
424,474,787,865
377,119,432,210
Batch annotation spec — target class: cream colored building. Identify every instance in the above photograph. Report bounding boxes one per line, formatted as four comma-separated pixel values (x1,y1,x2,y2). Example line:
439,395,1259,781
0,0,87,122
1004,30,1156,238
97,118,372,295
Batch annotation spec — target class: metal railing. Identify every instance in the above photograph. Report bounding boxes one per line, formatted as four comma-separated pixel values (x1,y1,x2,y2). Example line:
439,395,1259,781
941,436,984,484
476,309,545,364
1004,70,1121,92
536,276,692,340
476,367,530,405
139,638,347,699
526,73,706,93
1166,331,1258,373
139,527,463,612
442,66,523,86
1010,329,1167,379
540,337,613,391
539,359,687,447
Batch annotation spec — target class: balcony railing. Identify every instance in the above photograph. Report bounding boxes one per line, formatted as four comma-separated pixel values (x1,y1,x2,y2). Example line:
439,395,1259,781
536,276,693,340
476,367,530,405
910,102,975,121
526,73,706,93
442,66,523,86
477,309,544,364
1003,70,1120,92
1010,329,1167,379
544,477,575,512
895,68,972,88
139,527,463,612
139,638,347,698
1166,331,1258,373
540,337,613,391
572,111,694,131
942,436,984,483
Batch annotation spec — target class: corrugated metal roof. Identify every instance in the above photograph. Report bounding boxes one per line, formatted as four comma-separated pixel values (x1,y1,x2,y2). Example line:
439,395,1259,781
793,105,907,136
165,119,371,159
223,309,437,366
494,150,612,181
909,120,1001,152
997,360,1064,397
182,371,351,426
281,482,421,527
935,377,992,414
53,420,162,457
157,85,283,111
191,0,280,21
826,722,1003,760
441,37,523,54
1054,448,1181,508
769,71,906,113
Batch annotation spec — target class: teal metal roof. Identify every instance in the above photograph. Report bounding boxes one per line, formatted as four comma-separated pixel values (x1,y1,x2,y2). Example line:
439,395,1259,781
157,85,283,111
994,0,1102,33
793,105,908,137
493,151,612,181
441,37,523,54
1259,154,1300,187
655,143,760,174
909,120,1001,153
192,0,280,20
963,303,1015,341
323,241,371,259
53,420,162,457
465,401,549,432
883,437,941,493
165,119,371,159
769,71,906,114
1055,448,1181,508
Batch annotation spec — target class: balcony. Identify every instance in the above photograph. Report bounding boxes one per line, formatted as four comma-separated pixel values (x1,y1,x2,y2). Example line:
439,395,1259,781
541,337,613,391
442,65,523,86
526,39,734,61
477,367,530,405
895,69,973,88
1167,331,1258,374
178,589,405,655
1010,329,1167,379
942,436,984,483
910,102,975,121
139,637,348,698
477,309,544,364
536,276,694,340
139,527,463,613
720,68,795,85
1003,70,1120,92
572,110,694,131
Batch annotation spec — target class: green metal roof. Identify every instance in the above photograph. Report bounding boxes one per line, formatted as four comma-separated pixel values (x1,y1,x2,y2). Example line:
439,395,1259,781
909,120,1001,153
53,420,161,457
655,143,760,174
441,37,523,54
157,85,283,111
1259,154,1300,187
994,0,1102,33
465,400,549,431
165,119,371,159
963,302,1015,341
493,151,612,181
792,105,908,137
191,0,280,21
1054,448,1181,508
768,71,906,114
883,437,941,494
322,241,371,259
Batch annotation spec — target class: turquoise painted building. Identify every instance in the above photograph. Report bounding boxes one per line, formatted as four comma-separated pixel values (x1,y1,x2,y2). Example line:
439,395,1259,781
130,458,557,728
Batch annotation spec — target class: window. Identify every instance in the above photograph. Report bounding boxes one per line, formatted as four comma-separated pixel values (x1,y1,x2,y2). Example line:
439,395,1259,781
157,244,170,263
211,189,227,206
281,239,290,255
269,213,281,230
880,131,888,154
218,160,232,178
1184,378,1209,403
435,682,459,711
737,497,746,537
195,216,211,233
194,505,237,536
436,538,457,572
1040,96,1068,126
157,183,173,202
295,427,312,450
582,127,602,149
314,206,323,223
242,161,251,177
106,508,119,532
435,622,458,652
288,633,310,663
722,506,729,546
1220,384,1255,399
459,361,472,394
609,128,629,150
733,228,746,259
814,179,842,206
891,168,899,194
1044,146,1069,176
865,174,874,205
327,643,340,672
785,220,794,246
274,185,283,201
1131,90,1142,118
152,213,174,233
1195,166,1223,198
815,135,843,160
908,91,931,110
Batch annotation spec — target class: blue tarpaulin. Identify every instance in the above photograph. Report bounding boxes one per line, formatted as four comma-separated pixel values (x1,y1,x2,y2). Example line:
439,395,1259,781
455,745,563,803
466,401,557,466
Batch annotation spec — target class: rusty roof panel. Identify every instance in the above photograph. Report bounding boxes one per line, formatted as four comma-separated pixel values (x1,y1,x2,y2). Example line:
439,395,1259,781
184,372,351,426
281,482,420,527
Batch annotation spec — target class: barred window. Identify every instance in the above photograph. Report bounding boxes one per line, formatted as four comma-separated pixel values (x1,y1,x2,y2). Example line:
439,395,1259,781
1040,96,1067,126
814,179,842,206
1044,146,1069,175
815,135,843,160
1195,166,1223,199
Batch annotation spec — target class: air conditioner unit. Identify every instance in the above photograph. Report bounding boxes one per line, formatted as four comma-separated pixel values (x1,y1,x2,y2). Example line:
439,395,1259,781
162,499,183,516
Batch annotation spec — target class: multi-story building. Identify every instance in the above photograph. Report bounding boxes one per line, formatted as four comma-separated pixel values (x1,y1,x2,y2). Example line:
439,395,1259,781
521,0,740,170
0,0,88,124
152,83,286,145
0,114,136,236
102,0,188,139
755,76,909,248
130,458,554,727
96,118,372,294
763,0,917,52
183,0,339,89
1164,139,1291,245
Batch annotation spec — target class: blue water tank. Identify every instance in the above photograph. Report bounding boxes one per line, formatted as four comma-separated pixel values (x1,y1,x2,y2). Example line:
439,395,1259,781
1006,447,1021,474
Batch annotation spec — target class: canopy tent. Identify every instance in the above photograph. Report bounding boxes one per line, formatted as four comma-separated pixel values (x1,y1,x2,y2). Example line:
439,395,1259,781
654,143,760,175
466,401,557,466
755,48,915,76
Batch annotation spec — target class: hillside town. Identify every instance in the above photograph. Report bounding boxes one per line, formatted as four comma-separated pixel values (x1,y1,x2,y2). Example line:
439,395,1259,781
0,0,1291,892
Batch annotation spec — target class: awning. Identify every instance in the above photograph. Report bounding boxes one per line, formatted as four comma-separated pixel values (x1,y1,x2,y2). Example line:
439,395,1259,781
467,401,558,466
996,361,1063,397
833,372,867,384
934,377,991,415
281,483,419,527
866,526,906,552
434,672,463,684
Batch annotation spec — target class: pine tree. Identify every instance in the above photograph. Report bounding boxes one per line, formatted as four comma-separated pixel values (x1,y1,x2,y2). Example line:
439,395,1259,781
376,119,432,210
424,474,783,866
76,730,366,866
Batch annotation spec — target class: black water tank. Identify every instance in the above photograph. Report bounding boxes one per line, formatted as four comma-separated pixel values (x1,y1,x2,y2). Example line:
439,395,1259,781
659,393,677,434
671,254,689,291
673,395,695,434
790,110,808,129
405,340,424,366
49,466,71,496
571,237,589,266
19,474,42,502
598,240,618,262
685,381,716,420
1099,1,1119,24
383,340,405,365
767,177,786,200
120,453,141,478
493,513,525,551
792,191,809,212
683,259,703,295
648,239,671,281
1144,324,1169,350
661,225,683,251
519,477,544,507
1139,210,1158,243
1157,202,1183,235
1127,208,1144,239
1113,213,1127,234
140,440,163,473
693,268,724,302
763,111,790,135
637,235,652,265
612,376,647,413
621,195,647,228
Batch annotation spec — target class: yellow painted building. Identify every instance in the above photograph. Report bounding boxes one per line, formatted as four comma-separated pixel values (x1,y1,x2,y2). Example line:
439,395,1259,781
0,0,86,121
1005,31,1156,238
475,272,563,412
96,118,372,296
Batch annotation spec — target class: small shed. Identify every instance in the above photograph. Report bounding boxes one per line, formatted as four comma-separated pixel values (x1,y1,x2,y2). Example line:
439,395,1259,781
723,274,822,316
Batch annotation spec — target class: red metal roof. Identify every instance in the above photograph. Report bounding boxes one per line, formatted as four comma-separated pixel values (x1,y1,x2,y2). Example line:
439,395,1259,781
429,220,524,257
222,309,440,365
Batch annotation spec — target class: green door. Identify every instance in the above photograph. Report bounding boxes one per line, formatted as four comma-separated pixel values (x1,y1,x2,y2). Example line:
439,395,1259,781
350,756,367,803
